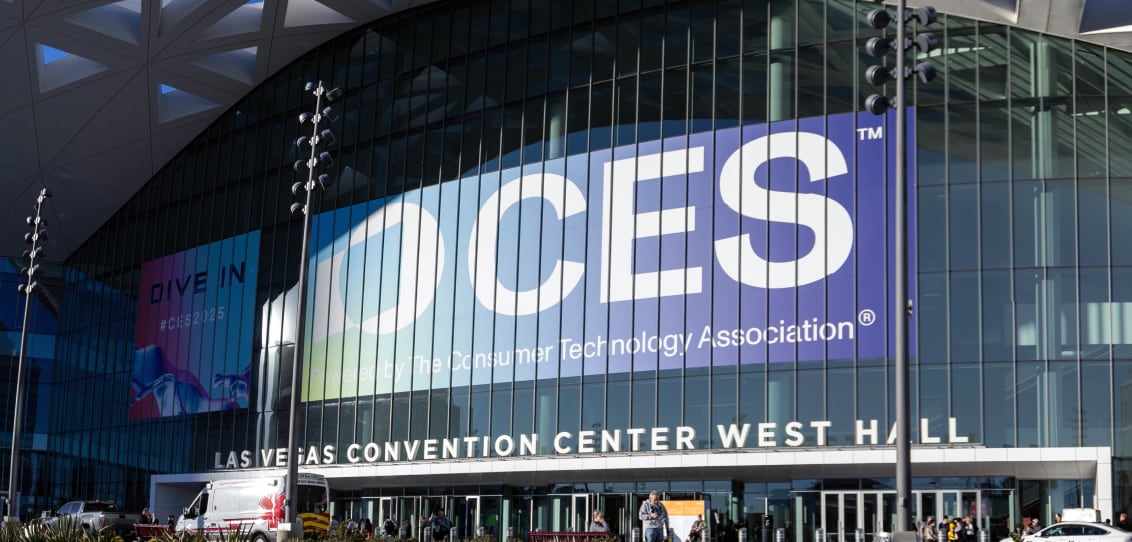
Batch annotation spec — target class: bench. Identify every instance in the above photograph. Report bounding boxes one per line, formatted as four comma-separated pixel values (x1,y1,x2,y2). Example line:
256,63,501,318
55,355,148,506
134,524,173,540
529,532,616,542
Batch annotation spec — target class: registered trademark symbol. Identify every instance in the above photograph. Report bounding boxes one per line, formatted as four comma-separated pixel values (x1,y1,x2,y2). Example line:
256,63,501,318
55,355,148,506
858,309,876,326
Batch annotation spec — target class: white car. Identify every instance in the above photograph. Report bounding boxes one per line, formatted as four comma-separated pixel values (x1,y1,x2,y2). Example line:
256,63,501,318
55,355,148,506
1023,522,1132,542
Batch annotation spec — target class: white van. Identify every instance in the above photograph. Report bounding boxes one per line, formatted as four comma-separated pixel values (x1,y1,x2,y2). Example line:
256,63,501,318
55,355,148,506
176,472,330,541
1060,508,1103,523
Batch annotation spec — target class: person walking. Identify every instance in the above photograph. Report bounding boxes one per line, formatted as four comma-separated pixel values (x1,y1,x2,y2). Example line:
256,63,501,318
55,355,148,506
589,510,612,534
922,516,938,542
639,491,669,542
1116,513,1130,531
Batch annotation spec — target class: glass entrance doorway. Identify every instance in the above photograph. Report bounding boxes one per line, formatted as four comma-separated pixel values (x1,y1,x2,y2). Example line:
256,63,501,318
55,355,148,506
820,491,982,542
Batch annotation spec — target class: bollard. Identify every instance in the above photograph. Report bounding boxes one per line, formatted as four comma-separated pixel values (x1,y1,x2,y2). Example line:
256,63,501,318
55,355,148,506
762,517,773,542
507,527,515,540
776,528,786,542
816,527,825,542
977,530,988,542
739,528,749,542
876,532,892,542
856,529,865,542
477,526,486,537
633,528,642,542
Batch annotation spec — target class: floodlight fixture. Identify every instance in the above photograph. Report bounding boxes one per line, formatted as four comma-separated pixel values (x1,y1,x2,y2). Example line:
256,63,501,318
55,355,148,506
865,65,894,86
867,9,891,29
296,136,310,149
317,174,334,190
319,129,336,146
321,106,338,122
866,36,893,57
304,81,317,92
325,87,343,102
290,202,305,215
318,151,333,167
299,112,313,124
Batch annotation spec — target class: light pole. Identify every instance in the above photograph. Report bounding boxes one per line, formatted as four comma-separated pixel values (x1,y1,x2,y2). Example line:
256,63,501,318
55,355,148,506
862,1,940,535
280,81,340,542
6,187,51,525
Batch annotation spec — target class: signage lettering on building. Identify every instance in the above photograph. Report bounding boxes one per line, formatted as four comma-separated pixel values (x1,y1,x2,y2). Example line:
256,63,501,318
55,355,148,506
213,417,966,469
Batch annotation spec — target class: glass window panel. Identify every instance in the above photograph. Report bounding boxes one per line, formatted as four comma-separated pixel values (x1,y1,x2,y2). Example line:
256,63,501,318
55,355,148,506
742,0,767,55
430,390,449,439
1075,41,1107,97
1079,268,1111,360
1047,179,1078,268
581,381,605,432
691,64,713,133
1051,267,1080,361
491,384,513,436
1109,102,1132,175
949,272,980,362
641,13,665,72
570,23,594,88
558,382,580,434
980,104,1010,181
1114,361,1132,455
738,370,766,430
768,50,794,122
983,362,1015,447
1112,180,1132,266
825,41,854,115
663,67,688,137
981,182,1011,269
950,364,980,443
639,72,662,141
918,273,947,363
691,1,714,63
978,23,1008,100
1015,361,1043,447
608,380,630,433
526,38,547,99
918,365,948,441
593,21,616,82
716,58,741,128
949,183,978,270
796,45,824,118
767,369,794,428
633,379,657,428
1012,180,1040,267
590,82,613,150
717,2,740,58
711,372,737,439
1077,97,1107,179
918,186,946,271
618,17,641,78
948,104,979,182
684,374,710,448
944,29,977,103
666,4,689,68
916,106,946,185
1082,362,1109,448
741,53,767,123
1049,361,1080,446
1079,179,1109,267
1010,102,1036,180
1014,269,1040,361
981,270,1013,361
827,368,854,446
615,76,637,146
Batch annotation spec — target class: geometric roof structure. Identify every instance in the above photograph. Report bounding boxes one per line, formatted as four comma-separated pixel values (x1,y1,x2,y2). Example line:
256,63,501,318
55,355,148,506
0,0,425,262
1,0,1131,262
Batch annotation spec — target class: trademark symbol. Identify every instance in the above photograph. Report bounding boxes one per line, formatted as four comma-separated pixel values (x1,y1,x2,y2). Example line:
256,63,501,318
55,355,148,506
858,309,876,326
856,126,884,140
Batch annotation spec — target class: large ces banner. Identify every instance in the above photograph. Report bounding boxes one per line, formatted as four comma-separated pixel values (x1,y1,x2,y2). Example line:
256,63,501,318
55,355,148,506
303,111,913,400
130,231,261,419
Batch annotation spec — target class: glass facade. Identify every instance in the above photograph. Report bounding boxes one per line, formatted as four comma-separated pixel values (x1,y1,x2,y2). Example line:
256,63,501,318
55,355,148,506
34,0,1132,539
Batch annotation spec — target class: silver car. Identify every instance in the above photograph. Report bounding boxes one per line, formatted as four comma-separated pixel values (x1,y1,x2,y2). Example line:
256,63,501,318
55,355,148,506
1023,522,1132,542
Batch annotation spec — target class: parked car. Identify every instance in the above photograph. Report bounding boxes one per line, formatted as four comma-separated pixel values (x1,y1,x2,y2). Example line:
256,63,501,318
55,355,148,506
44,500,142,540
1022,522,1132,542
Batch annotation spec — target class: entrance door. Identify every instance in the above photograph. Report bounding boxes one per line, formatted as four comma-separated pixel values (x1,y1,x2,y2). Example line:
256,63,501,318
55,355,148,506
573,494,596,532
821,490,982,542
449,496,481,540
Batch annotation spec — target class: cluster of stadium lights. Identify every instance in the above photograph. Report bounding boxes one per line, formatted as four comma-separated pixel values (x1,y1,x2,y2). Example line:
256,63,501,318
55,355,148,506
280,81,341,542
863,5,940,115
860,2,940,534
6,188,51,525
